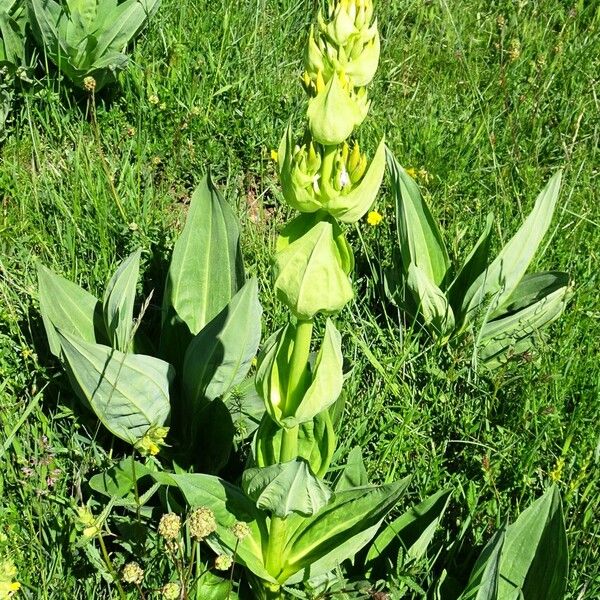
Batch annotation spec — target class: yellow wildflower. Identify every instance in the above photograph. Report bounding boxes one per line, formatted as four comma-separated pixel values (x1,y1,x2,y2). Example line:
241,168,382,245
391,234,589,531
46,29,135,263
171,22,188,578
158,513,181,540
270,149,278,162
149,94,160,105
161,582,180,599
366,210,383,226
405,167,417,179
76,506,101,539
135,425,169,457
122,562,144,585
0,559,20,598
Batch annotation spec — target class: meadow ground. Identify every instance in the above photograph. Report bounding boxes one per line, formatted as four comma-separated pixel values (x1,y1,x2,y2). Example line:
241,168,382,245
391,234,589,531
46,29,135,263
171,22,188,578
0,0,598,597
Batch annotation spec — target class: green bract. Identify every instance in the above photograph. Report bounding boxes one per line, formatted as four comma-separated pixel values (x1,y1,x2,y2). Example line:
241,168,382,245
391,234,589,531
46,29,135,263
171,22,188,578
385,148,571,368
307,71,369,146
28,0,160,89
274,219,353,319
278,127,385,223
256,319,343,428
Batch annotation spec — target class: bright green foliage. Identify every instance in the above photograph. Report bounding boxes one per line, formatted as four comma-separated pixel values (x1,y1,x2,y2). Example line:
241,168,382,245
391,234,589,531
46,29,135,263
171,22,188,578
0,0,28,69
274,220,353,318
365,488,452,579
58,329,173,446
386,149,570,368
256,319,343,427
37,176,261,458
498,485,568,599
102,247,140,351
28,0,160,89
242,459,332,518
458,528,505,600
459,486,568,600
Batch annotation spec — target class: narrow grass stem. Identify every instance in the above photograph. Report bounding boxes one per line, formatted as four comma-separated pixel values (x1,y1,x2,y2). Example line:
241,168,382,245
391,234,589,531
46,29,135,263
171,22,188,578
88,91,127,223
97,533,127,600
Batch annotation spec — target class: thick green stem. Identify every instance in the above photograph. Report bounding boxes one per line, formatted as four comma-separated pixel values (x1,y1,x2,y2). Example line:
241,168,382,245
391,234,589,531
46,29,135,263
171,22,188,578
264,318,313,578
287,318,314,414
318,144,339,201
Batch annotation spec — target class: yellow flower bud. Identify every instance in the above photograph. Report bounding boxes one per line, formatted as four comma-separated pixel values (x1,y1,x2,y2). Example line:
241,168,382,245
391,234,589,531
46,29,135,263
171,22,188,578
347,141,361,173
135,425,169,457
161,582,181,600
231,521,251,540
215,555,233,571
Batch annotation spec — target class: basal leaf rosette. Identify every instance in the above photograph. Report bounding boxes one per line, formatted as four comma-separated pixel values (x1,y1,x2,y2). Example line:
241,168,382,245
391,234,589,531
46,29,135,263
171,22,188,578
256,319,343,428
278,129,385,223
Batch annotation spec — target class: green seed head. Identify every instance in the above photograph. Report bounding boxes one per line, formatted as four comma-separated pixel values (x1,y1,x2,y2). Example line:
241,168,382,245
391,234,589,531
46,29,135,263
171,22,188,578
158,513,181,540
188,507,216,540
122,562,144,585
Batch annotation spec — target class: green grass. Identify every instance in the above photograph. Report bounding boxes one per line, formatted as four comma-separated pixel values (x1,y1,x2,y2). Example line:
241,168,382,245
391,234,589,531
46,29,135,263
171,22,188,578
1,0,599,597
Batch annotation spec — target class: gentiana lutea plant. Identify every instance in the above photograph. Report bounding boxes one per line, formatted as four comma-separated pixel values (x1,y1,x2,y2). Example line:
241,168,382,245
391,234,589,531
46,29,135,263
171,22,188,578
36,1,571,598
145,2,409,597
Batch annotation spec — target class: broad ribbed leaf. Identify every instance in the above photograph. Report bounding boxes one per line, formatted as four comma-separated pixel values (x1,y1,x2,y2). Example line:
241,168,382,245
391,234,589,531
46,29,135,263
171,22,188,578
183,277,261,411
498,485,568,600
461,172,562,323
449,213,494,323
37,263,101,357
243,459,331,518
94,0,160,58
0,8,24,65
280,478,410,585
335,447,368,492
103,248,141,352
255,410,336,479
151,471,273,583
387,148,449,286
459,527,505,600
196,571,238,600
57,330,172,445
163,174,244,337
28,0,71,63
365,488,452,578
407,263,454,335
89,458,152,499
68,0,97,31
478,272,569,368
